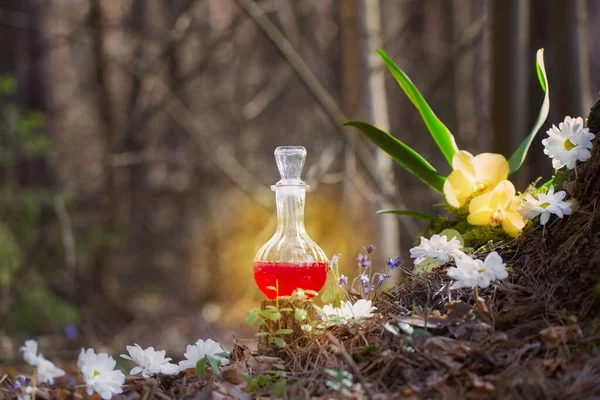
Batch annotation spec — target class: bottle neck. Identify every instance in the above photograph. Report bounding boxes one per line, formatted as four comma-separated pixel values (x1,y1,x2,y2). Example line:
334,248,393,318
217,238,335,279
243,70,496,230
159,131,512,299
275,187,306,234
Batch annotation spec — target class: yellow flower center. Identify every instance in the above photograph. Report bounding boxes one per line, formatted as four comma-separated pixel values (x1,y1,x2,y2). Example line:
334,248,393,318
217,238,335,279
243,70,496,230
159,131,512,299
93,370,101,377
539,202,550,209
564,139,576,151
490,208,504,226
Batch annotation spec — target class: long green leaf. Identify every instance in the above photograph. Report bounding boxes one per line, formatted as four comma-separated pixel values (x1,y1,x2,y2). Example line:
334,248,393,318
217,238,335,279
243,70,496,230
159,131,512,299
508,49,549,174
376,209,439,221
377,49,458,165
345,121,445,193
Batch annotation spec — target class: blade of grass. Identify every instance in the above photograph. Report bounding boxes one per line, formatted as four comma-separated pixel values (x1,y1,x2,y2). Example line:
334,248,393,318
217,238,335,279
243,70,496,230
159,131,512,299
377,49,458,165
508,49,549,174
345,121,445,193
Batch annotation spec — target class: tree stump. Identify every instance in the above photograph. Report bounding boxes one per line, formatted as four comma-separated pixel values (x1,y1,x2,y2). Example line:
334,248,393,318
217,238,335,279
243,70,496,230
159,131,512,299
257,299,315,356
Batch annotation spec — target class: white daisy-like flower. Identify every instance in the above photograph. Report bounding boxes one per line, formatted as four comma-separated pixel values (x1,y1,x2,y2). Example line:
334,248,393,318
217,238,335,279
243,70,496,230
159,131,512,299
36,355,65,384
447,251,507,289
120,344,178,377
78,349,125,400
322,299,377,326
17,386,36,400
178,339,230,371
542,116,595,170
521,185,572,225
409,234,463,265
19,340,38,366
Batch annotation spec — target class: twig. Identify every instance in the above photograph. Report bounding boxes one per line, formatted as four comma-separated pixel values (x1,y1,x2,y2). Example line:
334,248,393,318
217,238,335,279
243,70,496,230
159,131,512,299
326,333,374,400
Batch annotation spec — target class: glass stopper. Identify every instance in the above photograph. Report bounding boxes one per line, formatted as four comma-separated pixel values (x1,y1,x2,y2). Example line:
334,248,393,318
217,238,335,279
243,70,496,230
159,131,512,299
273,146,309,189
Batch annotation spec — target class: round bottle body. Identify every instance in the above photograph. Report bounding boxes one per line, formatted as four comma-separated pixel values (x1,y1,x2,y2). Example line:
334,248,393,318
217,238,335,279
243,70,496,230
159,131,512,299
253,186,328,299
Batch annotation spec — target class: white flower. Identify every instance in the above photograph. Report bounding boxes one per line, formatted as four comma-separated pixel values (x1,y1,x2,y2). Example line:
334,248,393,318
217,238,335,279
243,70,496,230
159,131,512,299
398,322,414,335
383,322,400,335
78,349,125,400
19,340,38,366
17,386,36,400
120,344,178,377
36,355,65,384
521,185,572,225
348,299,377,320
383,321,414,336
322,299,377,326
178,339,230,371
447,251,507,289
542,116,595,170
410,234,463,265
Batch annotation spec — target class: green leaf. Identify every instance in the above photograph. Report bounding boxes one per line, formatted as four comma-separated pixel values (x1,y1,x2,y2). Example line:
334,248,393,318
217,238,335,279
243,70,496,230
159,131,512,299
439,229,464,246
303,289,319,296
270,337,286,348
206,355,222,376
542,178,554,189
294,308,308,322
345,121,445,193
414,259,439,275
376,209,439,221
377,49,458,165
244,308,263,327
508,49,550,174
255,332,270,337
279,307,293,312
274,328,294,335
412,327,433,337
195,358,207,376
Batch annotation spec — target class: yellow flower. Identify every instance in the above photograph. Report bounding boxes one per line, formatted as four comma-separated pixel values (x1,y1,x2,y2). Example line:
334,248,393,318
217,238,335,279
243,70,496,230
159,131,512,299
443,151,510,208
467,180,525,237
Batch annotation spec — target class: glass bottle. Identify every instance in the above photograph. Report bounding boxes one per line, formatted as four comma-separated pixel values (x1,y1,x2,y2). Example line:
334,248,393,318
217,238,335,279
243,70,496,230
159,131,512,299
253,146,328,299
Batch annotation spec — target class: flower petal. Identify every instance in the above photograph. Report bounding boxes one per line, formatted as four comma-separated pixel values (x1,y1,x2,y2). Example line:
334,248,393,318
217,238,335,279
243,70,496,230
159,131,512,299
444,169,474,208
495,180,517,208
503,211,524,237
452,150,475,177
472,153,509,188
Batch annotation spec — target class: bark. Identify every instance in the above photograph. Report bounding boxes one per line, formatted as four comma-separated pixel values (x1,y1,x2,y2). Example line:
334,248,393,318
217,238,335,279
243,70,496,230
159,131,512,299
363,0,400,262
492,0,530,187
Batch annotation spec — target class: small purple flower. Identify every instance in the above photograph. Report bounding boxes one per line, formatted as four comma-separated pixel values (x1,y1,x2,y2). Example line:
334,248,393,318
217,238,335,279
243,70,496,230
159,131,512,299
357,254,372,269
317,313,324,320
358,273,370,286
12,376,26,390
377,273,391,285
363,245,375,254
337,275,348,287
65,323,78,340
328,254,341,270
386,256,403,270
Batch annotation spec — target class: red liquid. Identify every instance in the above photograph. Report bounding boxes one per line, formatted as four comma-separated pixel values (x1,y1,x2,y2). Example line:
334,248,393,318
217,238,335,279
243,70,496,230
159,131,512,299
253,261,328,299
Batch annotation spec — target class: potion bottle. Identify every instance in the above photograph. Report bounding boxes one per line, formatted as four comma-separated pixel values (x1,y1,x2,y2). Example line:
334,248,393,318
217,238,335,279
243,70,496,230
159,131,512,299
253,146,328,299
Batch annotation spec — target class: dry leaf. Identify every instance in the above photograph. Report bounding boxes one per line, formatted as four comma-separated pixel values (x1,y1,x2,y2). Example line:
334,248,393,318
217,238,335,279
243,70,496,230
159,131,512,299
539,326,570,349
423,337,472,370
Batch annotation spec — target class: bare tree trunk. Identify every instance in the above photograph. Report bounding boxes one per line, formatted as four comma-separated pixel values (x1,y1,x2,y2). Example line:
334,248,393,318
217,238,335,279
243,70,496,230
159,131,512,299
551,0,591,117
492,0,530,187
453,0,477,145
339,0,364,250
363,0,400,261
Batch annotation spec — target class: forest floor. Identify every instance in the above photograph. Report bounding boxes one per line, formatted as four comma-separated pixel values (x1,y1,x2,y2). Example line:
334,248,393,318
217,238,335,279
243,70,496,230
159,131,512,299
2,256,600,400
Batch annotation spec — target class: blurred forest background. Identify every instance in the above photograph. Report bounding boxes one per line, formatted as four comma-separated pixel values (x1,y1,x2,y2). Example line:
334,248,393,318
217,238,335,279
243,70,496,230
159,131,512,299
0,0,598,362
